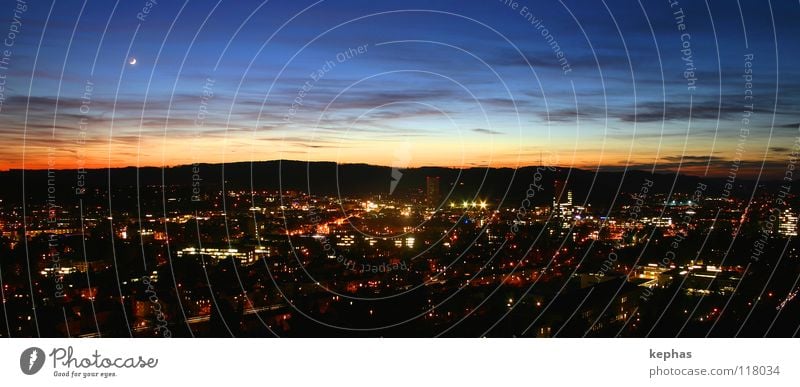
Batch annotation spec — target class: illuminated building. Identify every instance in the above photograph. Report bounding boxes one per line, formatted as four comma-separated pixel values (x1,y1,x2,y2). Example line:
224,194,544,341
176,246,263,265
779,209,798,236
337,234,355,247
553,179,572,207
635,264,671,287
645,217,672,227
684,269,741,296
24,227,80,238
552,179,573,232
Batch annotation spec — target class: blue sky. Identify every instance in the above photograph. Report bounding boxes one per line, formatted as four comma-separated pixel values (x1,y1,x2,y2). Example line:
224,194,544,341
1,0,798,176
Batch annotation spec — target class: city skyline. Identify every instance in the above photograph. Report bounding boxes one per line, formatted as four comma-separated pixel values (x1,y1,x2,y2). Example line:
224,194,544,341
3,171,798,338
1,0,799,343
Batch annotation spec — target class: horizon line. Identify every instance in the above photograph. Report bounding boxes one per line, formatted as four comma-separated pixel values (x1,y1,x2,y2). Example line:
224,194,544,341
0,159,777,180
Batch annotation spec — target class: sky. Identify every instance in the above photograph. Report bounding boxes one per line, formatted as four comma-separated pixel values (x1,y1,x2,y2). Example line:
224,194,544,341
0,0,798,177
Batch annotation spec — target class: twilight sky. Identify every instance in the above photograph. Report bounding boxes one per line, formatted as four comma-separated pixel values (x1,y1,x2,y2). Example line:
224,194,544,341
0,0,798,177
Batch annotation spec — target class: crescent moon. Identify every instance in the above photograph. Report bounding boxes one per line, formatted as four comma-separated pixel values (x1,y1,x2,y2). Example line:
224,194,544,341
129,57,137,65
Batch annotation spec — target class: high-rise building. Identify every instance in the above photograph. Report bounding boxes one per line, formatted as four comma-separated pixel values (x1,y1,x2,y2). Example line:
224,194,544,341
553,179,572,206
552,179,574,234
426,176,440,206
779,209,798,236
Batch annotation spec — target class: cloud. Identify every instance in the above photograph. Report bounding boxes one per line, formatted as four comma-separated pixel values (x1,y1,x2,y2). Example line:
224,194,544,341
613,158,791,178
537,105,607,122
777,122,800,129
471,128,504,135
617,100,773,123
661,155,725,163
